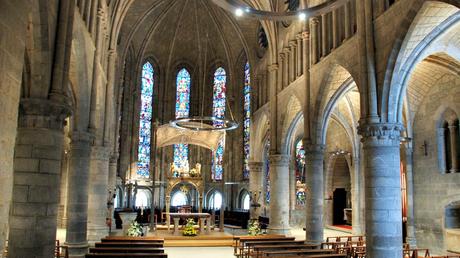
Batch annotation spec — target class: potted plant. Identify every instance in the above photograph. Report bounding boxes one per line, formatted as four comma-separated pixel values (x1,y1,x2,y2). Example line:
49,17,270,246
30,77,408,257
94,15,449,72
182,218,198,236
248,219,262,236
127,220,143,237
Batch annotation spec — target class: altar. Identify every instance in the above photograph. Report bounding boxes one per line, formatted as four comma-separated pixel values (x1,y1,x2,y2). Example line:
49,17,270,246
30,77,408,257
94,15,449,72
169,213,211,235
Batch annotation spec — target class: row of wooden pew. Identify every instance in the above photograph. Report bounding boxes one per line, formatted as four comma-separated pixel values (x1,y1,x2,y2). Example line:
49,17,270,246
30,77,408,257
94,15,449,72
233,235,348,258
85,237,167,258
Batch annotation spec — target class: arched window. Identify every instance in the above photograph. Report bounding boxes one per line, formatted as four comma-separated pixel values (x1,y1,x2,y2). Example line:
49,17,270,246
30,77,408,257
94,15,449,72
264,139,270,204
137,62,154,177
437,110,459,174
171,191,188,207
212,67,227,180
174,68,191,172
295,140,305,182
135,189,151,208
241,192,250,210
209,191,223,210
243,62,251,179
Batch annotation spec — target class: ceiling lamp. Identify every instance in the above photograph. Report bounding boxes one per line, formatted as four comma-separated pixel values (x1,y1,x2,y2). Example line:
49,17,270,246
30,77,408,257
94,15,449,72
212,0,348,21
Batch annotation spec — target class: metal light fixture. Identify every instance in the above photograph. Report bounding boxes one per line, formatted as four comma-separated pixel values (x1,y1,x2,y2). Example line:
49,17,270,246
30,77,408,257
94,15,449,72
212,0,349,21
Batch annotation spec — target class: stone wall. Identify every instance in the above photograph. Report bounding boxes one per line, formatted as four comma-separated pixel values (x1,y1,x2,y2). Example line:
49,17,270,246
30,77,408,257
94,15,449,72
412,72,460,253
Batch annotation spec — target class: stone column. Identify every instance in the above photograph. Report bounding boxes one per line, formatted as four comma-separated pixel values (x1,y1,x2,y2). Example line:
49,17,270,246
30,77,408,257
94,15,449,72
304,144,325,245
289,42,296,83
280,53,287,90
58,149,70,228
404,144,417,247
249,162,264,220
87,146,110,242
310,18,319,64
358,123,403,258
437,128,447,173
351,156,364,235
448,122,459,172
344,2,351,39
8,99,70,258
289,161,296,211
321,14,327,58
332,9,338,49
108,154,118,231
296,35,302,77
65,131,93,257
268,155,290,234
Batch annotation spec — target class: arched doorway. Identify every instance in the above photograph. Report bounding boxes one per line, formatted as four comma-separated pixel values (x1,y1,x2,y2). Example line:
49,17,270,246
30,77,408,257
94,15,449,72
331,155,351,226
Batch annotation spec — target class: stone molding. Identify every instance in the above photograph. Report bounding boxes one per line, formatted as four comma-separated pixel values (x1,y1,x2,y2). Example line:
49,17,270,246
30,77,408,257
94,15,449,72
304,143,325,154
358,123,404,146
90,145,111,161
267,64,279,71
110,153,119,164
269,154,290,166
18,98,72,130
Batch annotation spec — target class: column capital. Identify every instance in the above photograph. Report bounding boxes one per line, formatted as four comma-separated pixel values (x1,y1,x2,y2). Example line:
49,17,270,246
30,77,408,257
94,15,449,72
70,130,94,144
269,154,290,166
19,98,72,130
304,143,325,154
283,47,291,53
267,63,279,71
110,153,119,163
310,17,320,25
289,40,296,48
358,122,404,146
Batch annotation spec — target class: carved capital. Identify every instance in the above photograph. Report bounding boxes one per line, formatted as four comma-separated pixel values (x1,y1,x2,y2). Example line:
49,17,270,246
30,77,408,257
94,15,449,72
110,153,120,163
267,63,279,71
304,144,325,154
310,17,320,25
19,98,72,130
269,154,290,166
289,41,296,48
358,123,404,146
301,31,310,40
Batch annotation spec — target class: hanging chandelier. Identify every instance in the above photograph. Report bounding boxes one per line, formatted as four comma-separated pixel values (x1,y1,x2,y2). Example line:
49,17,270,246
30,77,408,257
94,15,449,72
212,0,349,21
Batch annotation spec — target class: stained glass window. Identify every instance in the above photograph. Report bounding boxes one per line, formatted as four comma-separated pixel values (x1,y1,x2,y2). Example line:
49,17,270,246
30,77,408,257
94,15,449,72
295,140,305,181
137,62,154,177
174,68,191,172
264,139,270,204
212,67,227,180
243,62,251,179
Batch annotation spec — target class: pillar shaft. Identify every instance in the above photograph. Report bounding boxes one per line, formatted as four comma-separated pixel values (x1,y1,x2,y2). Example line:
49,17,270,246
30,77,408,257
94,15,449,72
448,124,459,172
404,145,417,247
268,155,290,234
305,144,325,245
8,99,70,258
249,162,264,220
344,2,351,39
310,18,319,64
359,123,403,258
332,9,338,48
65,132,93,257
437,128,447,173
87,146,110,242
321,14,327,57
296,35,302,77
289,43,296,83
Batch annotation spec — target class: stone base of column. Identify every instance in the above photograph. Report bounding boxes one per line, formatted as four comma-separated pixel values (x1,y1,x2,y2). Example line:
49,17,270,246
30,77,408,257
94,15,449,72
87,225,109,242
268,227,291,235
65,241,89,258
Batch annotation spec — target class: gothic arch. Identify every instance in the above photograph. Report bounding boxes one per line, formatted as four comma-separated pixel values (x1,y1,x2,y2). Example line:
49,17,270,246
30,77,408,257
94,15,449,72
280,95,303,154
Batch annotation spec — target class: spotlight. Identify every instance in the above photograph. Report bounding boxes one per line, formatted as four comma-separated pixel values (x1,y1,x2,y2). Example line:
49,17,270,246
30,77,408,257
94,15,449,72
298,12,306,21
235,8,243,17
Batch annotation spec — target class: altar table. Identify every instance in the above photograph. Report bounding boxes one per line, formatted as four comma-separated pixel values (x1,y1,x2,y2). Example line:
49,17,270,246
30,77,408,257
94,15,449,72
169,213,211,235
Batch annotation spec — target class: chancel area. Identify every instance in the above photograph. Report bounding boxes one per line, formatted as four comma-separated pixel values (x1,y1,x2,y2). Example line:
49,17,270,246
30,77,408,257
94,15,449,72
0,0,460,258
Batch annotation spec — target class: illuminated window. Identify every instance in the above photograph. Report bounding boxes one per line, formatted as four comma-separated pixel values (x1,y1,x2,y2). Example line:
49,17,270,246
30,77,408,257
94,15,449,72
209,191,223,210
137,62,154,177
174,68,191,172
295,140,305,181
171,191,188,207
242,193,250,210
243,62,251,179
212,67,227,180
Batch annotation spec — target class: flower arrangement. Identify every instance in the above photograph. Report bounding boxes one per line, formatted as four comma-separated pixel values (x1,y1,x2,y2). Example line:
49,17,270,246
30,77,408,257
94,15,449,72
248,219,262,236
182,218,198,236
127,220,143,237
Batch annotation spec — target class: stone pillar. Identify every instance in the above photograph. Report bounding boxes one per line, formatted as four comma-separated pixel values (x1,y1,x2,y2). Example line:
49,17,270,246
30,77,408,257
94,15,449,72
8,99,70,258
289,161,296,211
280,53,288,89
58,149,70,228
289,42,296,83
448,122,459,172
321,14,327,58
437,128,447,173
268,155,290,234
108,154,118,231
296,35,302,77
65,131,93,257
87,146,110,242
304,144,325,245
351,156,364,235
404,144,417,247
249,162,264,220
310,18,319,64
344,2,351,39
358,123,403,258
332,9,338,49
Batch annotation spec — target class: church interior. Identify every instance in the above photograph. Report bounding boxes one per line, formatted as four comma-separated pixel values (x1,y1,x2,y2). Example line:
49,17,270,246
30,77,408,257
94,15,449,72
0,0,459,257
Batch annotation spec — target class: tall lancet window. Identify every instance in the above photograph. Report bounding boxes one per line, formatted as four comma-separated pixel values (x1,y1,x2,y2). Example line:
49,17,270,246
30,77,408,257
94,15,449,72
243,62,251,179
137,62,154,177
174,68,191,173
212,67,227,180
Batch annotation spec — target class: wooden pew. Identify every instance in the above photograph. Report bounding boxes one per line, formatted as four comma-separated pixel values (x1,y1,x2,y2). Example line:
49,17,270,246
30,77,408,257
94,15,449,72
85,254,167,257
232,235,291,256
259,248,335,257
87,236,167,258
89,247,165,254
237,238,297,257
251,243,319,258
403,248,431,258
101,237,164,243
326,236,365,243
95,242,164,248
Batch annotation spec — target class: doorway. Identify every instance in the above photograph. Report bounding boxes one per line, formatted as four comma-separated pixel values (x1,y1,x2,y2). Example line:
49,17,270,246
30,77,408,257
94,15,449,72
333,188,347,225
